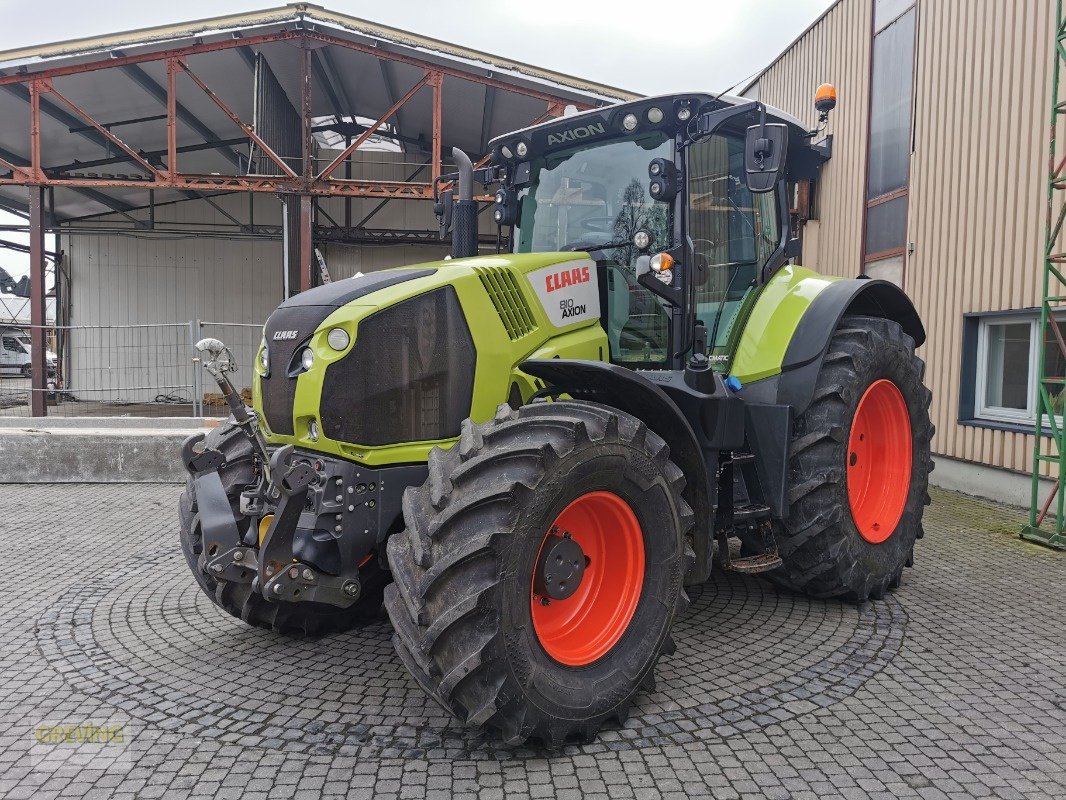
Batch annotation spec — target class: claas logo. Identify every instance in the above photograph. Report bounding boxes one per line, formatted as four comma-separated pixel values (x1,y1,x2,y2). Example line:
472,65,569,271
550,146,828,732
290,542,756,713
545,265,591,293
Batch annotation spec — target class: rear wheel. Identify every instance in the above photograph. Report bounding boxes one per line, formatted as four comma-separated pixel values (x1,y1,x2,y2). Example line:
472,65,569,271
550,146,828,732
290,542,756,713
385,401,694,746
764,315,933,601
178,418,386,635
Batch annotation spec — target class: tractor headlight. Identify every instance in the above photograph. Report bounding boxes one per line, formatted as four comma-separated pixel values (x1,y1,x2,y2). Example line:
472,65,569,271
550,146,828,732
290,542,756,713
622,113,639,131
308,419,319,441
326,328,349,352
259,344,268,371
677,106,692,121
515,140,528,157
300,347,315,371
500,144,514,160
646,107,664,124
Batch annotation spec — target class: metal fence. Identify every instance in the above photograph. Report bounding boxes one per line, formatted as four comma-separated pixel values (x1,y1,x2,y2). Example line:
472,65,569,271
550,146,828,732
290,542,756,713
0,321,262,418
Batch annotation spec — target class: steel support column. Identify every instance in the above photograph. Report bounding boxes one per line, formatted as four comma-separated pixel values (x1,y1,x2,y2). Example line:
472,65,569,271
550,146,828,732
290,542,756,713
299,194,313,292
430,72,443,181
300,37,313,182
28,186,46,417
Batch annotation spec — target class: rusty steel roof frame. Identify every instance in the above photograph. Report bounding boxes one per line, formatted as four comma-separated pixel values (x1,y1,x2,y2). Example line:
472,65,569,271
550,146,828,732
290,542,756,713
0,26,604,201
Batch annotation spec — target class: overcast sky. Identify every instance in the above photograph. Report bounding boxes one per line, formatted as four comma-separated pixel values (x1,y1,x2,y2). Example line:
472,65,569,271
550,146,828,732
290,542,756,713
0,0,835,95
0,0,835,279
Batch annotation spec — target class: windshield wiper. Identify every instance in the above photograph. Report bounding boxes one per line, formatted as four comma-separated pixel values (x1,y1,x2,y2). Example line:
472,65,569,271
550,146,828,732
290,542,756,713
560,240,631,252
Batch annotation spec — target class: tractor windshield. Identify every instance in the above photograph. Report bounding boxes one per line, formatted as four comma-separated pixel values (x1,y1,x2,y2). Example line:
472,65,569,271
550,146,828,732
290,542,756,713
514,132,675,366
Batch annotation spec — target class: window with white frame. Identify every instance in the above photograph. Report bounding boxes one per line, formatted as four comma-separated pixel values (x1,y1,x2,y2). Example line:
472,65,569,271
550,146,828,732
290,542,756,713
972,312,1066,426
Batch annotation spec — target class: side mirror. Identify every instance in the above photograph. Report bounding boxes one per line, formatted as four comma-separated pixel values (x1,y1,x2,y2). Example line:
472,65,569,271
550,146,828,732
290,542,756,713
744,123,788,193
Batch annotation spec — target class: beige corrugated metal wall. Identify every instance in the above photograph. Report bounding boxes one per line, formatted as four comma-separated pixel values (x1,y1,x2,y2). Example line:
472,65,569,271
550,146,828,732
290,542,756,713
753,0,1057,475
751,0,873,278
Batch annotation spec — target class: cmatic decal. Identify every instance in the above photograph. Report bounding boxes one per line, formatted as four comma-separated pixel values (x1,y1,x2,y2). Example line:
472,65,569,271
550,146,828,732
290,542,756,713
527,260,600,327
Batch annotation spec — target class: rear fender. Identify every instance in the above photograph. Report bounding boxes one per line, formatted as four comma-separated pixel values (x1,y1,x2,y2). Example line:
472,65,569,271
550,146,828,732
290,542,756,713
774,278,924,414
520,359,714,584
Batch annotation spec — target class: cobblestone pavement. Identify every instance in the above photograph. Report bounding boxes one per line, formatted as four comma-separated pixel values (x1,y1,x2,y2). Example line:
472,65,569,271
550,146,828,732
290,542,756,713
0,483,1063,799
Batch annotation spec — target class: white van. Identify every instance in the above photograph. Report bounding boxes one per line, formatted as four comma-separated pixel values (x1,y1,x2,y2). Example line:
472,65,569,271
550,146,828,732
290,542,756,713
0,330,56,377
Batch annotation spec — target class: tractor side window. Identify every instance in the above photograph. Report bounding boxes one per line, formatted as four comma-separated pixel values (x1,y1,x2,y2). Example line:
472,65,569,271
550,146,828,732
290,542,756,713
687,133,780,364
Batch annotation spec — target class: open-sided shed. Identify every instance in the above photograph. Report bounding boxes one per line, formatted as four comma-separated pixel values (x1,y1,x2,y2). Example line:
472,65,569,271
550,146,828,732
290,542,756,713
0,3,634,414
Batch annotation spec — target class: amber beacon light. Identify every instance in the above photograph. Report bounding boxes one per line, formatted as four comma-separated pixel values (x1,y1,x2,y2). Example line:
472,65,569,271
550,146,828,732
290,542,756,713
814,83,838,120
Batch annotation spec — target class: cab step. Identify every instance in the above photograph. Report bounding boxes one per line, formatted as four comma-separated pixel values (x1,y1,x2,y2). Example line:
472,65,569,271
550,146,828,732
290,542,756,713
728,452,756,467
733,503,772,523
722,551,783,574
715,519,782,574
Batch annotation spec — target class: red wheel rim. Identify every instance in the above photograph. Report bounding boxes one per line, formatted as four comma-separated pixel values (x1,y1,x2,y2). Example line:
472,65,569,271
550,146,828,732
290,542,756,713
847,379,912,544
530,491,645,666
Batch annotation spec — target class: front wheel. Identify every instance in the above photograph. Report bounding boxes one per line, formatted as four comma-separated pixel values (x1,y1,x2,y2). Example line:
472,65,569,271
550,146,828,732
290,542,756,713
384,401,694,746
764,315,933,601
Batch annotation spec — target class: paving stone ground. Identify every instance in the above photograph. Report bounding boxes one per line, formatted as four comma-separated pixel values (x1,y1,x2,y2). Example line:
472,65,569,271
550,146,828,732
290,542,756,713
0,483,1064,799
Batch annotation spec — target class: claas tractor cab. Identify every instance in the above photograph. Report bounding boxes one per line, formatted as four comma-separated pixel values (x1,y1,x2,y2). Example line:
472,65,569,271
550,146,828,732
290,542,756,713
179,87,932,747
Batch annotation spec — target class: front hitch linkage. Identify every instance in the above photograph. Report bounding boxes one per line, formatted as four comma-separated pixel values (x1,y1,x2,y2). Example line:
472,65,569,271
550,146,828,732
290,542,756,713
256,446,362,607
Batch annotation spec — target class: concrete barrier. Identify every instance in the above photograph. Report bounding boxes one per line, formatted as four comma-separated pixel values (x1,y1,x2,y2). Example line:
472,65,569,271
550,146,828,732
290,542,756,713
0,417,219,483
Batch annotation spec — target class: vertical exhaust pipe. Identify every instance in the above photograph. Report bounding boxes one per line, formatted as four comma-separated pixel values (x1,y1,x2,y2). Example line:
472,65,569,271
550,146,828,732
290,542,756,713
451,147,478,259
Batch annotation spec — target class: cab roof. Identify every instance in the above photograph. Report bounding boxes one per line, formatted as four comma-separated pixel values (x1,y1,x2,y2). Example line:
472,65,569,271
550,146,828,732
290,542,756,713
488,91,809,151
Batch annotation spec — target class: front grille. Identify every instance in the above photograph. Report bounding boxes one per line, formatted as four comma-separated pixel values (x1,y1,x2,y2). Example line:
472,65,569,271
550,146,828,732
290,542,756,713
258,269,437,437
475,267,536,340
320,287,476,447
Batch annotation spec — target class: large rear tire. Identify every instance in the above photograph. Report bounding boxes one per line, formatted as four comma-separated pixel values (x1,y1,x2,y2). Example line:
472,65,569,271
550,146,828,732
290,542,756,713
763,315,933,601
178,418,387,635
384,401,694,746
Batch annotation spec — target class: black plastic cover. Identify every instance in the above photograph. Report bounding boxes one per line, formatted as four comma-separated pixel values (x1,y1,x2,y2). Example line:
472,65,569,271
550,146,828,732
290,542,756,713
321,287,476,447
277,268,436,309
262,303,325,435
259,269,437,436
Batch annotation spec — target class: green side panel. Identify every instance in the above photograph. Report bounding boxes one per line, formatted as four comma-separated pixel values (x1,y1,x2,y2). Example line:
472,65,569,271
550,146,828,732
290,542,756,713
730,264,841,384
251,253,607,467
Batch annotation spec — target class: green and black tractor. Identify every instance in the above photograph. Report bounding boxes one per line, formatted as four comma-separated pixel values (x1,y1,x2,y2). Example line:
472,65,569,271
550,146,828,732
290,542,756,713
179,87,932,746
